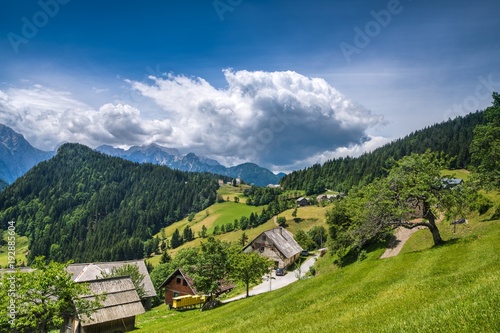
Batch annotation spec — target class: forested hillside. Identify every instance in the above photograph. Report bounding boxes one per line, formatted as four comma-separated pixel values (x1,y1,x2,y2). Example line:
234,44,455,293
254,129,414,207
280,111,485,193
0,143,220,263
0,178,7,192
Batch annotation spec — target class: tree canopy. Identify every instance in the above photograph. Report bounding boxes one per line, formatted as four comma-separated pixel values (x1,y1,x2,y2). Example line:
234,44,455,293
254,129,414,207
281,111,484,193
230,251,271,298
189,237,232,296
327,151,471,264
0,143,219,263
470,92,500,190
0,257,103,333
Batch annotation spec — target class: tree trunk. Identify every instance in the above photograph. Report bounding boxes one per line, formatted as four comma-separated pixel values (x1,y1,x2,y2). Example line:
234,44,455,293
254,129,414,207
246,281,250,298
423,201,443,245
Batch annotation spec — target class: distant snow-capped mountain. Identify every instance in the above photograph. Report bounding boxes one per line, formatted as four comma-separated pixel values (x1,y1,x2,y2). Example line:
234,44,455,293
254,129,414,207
0,124,54,184
96,144,284,186
0,123,283,187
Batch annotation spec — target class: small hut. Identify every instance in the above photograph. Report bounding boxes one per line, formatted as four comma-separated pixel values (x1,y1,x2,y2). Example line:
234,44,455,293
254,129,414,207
61,277,145,333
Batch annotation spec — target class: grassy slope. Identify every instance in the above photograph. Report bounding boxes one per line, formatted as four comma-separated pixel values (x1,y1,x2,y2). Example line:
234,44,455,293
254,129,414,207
138,191,500,333
0,233,29,267
278,204,330,236
148,185,330,264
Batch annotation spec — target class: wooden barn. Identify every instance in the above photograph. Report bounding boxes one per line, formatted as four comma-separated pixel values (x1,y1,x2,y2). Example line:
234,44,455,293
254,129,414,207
159,268,234,308
243,227,303,269
61,276,145,333
296,197,310,206
66,260,157,310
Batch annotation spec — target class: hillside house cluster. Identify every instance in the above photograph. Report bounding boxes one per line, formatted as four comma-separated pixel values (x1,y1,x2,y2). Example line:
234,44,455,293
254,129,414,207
316,194,337,202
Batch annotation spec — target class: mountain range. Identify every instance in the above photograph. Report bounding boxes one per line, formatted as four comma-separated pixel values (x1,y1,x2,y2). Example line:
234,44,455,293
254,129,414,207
96,144,284,186
0,124,283,188
0,143,221,262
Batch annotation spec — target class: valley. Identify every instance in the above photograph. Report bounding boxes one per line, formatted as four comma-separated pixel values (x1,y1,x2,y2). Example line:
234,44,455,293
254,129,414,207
0,95,498,332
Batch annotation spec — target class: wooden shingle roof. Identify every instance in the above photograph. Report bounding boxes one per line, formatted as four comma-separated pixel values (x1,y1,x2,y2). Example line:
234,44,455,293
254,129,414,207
244,227,303,259
78,276,145,327
67,260,156,298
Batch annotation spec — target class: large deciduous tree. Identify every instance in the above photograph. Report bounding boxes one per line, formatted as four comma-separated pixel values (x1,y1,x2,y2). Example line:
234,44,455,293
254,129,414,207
327,151,469,264
189,237,232,297
230,250,271,298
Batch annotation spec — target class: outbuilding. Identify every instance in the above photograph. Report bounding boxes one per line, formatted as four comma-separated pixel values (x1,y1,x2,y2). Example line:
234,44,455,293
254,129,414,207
66,260,157,310
61,277,145,333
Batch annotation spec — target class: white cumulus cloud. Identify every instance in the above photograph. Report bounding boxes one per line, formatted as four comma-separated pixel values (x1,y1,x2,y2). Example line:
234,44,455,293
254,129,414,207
128,69,383,168
0,85,172,150
0,70,384,170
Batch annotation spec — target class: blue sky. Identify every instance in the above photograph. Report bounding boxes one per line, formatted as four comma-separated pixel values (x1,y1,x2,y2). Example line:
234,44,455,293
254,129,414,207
1,0,499,171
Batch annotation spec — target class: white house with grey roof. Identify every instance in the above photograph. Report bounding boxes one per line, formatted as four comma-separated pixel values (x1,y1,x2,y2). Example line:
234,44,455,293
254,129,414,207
243,227,303,269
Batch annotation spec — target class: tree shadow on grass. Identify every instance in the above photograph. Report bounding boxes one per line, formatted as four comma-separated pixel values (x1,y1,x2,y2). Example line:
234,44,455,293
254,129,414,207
385,234,401,249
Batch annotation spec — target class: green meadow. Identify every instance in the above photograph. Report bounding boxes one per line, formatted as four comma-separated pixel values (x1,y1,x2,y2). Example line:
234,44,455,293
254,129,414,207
148,185,330,264
0,232,29,268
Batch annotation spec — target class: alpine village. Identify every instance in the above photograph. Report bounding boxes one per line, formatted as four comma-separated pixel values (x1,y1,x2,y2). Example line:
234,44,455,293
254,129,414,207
0,94,497,332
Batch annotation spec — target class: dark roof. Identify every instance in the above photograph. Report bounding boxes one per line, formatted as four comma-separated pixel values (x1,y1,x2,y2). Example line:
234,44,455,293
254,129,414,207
67,260,156,298
244,227,303,259
159,268,234,295
78,276,145,327
159,268,197,294
442,178,463,188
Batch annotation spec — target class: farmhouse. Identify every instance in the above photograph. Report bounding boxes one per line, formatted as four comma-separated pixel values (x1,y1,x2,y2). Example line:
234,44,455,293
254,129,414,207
66,260,157,310
61,276,145,333
159,268,235,307
317,194,337,202
296,197,310,206
243,227,303,269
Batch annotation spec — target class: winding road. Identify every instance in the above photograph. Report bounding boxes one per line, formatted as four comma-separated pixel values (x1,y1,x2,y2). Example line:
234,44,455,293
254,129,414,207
223,254,319,303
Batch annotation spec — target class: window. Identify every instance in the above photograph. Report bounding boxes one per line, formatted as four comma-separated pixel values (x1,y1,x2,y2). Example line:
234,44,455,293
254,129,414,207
173,292,179,298
176,277,181,284
183,280,188,286
260,247,264,252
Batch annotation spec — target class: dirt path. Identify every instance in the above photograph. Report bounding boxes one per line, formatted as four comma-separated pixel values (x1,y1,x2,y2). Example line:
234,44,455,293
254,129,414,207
380,226,425,259
273,216,279,227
